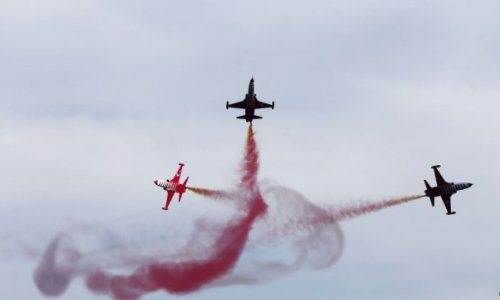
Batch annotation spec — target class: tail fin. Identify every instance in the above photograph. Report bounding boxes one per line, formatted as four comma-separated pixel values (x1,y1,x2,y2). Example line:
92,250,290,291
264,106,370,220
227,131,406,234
424,180,434,206
179,176,189,202
424,180,431,190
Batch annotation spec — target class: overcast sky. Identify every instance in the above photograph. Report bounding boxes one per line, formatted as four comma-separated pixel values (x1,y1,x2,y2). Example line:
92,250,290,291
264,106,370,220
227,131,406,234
1,0,500,299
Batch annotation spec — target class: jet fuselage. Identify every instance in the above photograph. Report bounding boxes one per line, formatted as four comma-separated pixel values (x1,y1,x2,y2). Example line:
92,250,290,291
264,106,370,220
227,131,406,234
240,82,258,121
154,179,186,194
425,182,473,198
423,165,473,215
226,78,274,122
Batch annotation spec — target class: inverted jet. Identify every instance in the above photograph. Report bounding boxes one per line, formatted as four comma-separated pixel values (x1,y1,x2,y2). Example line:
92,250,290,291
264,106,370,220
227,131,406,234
424,165,473,215
154,163,189,211
226,78,274,122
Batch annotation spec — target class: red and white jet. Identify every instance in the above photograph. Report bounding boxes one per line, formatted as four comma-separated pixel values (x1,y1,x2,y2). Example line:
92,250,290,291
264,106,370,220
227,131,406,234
154,163,189,210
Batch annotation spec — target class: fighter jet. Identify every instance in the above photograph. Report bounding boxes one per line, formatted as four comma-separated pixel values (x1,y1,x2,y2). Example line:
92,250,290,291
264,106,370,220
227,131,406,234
424,165,473,215
154,163,189,211
226,78,274,122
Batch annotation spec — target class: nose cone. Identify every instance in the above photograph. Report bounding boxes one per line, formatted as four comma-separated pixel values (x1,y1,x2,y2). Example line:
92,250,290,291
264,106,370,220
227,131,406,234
468,183,473,188
154,180,158,185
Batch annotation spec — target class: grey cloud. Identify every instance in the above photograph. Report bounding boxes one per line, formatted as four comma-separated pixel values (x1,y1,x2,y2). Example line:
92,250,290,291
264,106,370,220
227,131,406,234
1,0,500,299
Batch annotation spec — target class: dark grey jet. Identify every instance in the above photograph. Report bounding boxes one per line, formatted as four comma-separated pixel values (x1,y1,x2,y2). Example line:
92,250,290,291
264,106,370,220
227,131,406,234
424,165,473,215
226,78,274,122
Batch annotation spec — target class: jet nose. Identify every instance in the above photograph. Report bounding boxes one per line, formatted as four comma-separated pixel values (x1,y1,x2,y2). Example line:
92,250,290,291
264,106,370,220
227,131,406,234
468,183,474,187
154,180,158,185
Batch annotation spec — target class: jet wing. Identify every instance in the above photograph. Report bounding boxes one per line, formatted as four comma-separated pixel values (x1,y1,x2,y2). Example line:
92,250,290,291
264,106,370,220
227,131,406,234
170,165,183,183
162,191,175,210
433,167,448,186
227,100,247,109
441,195,455,215
255,98,274,109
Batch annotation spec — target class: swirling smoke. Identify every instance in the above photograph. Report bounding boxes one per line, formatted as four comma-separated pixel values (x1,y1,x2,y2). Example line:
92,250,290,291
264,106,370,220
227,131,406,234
33,125,421,299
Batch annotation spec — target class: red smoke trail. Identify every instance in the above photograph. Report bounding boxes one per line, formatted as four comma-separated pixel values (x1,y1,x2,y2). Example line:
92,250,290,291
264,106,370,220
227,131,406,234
83,125,267,298
248,186,422,246
241,124,259,188
33,234,81,297
328,195,423,222
190,192,422,288
187,124,260,205
185,187,230,199
33,124,422,298
85,200,267,298
34,124,267,299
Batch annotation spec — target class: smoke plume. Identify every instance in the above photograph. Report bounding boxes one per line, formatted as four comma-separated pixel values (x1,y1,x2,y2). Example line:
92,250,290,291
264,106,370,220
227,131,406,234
33,124,422,298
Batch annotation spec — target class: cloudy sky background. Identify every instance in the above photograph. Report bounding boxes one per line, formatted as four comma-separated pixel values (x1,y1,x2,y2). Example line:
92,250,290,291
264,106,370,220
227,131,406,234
1,0,499,299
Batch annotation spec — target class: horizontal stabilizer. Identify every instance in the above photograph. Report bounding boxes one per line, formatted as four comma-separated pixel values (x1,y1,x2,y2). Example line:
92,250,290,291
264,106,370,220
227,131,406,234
237,115,262,120
446,211,456,215
431,165,441,169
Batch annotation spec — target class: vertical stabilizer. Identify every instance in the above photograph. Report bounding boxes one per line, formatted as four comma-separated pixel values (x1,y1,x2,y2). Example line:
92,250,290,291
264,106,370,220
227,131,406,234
179,176,189,202
424,180,434,206
424,180,431,190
